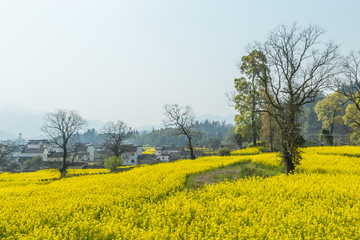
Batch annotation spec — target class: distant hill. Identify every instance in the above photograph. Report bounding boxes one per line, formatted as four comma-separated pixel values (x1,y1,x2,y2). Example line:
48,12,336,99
0,108,45,140
0,130,17,140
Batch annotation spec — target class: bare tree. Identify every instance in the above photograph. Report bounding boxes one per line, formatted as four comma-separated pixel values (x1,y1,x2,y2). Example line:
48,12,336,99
337,51,360,110
102,120,133,157
163,104,196,159
41,109,87,178
0,142,15,172
252,24,339,174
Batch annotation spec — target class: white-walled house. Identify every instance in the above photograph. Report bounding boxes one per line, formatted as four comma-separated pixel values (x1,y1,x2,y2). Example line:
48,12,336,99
155,147,184,156
47,144,96,163
86,145,95,162
155,147,185,162
17,148,48,163
121,145,142,165
27,140,50,149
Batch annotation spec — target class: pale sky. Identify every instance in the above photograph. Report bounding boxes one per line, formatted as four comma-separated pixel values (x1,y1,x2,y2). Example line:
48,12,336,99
0,0,359,129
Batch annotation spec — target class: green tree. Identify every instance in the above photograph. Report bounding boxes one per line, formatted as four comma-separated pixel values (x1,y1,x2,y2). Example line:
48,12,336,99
103,156,123,172
343,104,360,144
233,50,266,146
233,133,243,149
218,147,231,156
314,91,346,145
223,127,243,149
206,137,222,152
260,112,280,151
319,128,334,145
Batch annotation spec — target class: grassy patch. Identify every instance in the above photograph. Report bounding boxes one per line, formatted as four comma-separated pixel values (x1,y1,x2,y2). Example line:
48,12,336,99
186,160,283,190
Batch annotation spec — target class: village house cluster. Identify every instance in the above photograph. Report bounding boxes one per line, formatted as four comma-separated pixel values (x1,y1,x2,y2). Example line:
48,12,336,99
0,140,194,172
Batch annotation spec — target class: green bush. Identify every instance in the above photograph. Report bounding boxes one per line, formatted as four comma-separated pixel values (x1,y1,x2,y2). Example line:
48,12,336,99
218,147,231,156
103,156,123,171
24,155,43,170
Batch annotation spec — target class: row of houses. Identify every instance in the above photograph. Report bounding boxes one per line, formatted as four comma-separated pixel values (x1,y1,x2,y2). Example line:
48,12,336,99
2,140,142,169
0,140,194,171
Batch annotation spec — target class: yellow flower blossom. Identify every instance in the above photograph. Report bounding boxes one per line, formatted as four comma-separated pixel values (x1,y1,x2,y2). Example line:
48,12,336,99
0,147,360,239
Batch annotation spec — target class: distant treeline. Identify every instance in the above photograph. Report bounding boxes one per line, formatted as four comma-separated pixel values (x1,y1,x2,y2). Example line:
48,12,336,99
132,120,234,147
73,120,235,148
73,99,347,149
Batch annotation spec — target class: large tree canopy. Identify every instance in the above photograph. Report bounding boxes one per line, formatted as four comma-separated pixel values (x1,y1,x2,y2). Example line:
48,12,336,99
250,24,340,173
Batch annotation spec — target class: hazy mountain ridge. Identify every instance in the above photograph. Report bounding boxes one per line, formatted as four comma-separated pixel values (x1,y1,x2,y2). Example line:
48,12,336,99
0,105,235,140
0,105,104,140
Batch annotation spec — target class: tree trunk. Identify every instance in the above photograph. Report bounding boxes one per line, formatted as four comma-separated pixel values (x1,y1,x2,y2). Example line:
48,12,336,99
280,114,299,174
281,138,296,174
251,73,257,147
61,147,67,178
187,137,196,160
269,115,274,152
283,151,295,174
114,146,120,157
252,117,257,147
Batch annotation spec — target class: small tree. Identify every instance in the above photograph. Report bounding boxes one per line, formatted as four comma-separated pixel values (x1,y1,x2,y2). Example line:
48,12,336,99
102,120,133,157
319,128,334,145
218,147,231,156
260,112,280,151
164,104,196,159
343,103,360,144
0,143,15,172
207,137,222,152
41,109,87,178
25,155,43,170
222,128,243,149
233,133,243,149
103,156,123,172
314,91,346,145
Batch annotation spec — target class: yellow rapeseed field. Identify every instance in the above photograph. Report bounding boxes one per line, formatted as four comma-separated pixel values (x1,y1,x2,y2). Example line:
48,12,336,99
231,146,263,156
142,147,156,155
1,146,360,239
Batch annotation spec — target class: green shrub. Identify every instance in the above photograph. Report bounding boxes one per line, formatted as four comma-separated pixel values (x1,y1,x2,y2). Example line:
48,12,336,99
103,156,123,171
218,147,231,156
24,155,43,170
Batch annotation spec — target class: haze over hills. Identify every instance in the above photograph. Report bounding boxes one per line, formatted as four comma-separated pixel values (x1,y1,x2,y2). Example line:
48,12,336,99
0,104,105,140
0,104,235,141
